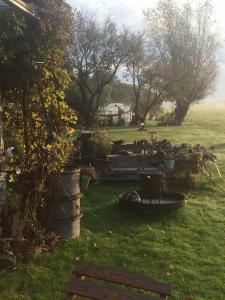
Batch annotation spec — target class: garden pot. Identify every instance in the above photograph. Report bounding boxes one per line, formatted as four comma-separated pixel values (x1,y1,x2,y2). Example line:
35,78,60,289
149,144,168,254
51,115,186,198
164,159,175,170
48,168,82,240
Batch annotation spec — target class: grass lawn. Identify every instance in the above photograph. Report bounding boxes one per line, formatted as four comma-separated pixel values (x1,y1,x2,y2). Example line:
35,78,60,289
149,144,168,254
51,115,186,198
0,105,225,300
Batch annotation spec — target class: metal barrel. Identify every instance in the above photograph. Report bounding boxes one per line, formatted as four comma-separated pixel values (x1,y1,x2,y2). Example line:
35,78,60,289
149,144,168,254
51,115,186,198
48,168,82,240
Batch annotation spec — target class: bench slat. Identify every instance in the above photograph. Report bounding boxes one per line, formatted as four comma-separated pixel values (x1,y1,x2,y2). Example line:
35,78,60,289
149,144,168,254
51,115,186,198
74,264,172,296
65,277,162,300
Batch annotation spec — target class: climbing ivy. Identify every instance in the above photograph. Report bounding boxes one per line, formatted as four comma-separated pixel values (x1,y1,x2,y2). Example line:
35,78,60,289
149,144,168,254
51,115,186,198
0,1,77,242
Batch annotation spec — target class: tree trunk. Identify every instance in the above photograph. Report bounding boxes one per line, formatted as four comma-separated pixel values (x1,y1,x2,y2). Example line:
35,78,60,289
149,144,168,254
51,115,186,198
83,110,96,129
131,80,142,125
167,101,190,126
131,114,140,125
131,97,140,125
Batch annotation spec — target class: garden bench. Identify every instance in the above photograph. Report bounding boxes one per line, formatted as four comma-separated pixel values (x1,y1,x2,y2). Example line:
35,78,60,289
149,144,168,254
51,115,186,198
63,264,172,300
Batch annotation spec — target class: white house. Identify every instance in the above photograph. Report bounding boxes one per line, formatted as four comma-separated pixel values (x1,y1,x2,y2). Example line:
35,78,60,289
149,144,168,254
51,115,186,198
99,103,132,126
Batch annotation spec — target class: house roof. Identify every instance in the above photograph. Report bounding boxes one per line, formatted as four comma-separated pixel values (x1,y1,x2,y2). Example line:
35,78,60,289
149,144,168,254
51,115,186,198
0,0,38,19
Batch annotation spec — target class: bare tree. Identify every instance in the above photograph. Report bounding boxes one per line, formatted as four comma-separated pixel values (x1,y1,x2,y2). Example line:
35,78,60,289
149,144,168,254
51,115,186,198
145,0,219,125
71,10,129,128
140,60,167,121
126,32,168,124
126,32,146,124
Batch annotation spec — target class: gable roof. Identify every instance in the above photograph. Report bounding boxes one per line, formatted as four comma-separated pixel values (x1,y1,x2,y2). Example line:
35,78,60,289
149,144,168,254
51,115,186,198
0,0,38,19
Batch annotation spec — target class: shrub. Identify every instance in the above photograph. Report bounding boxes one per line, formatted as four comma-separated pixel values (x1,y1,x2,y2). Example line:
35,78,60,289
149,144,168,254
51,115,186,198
92,131,112,159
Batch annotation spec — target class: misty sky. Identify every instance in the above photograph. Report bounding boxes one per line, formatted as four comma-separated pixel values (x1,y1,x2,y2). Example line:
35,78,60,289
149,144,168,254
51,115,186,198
67,0,225,102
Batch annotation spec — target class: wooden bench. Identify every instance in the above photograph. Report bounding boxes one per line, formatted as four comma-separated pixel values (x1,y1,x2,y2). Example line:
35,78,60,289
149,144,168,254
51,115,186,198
63,264,172,300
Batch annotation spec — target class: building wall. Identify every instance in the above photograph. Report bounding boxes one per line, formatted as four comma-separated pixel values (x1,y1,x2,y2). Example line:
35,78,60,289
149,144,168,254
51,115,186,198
102,103,132,126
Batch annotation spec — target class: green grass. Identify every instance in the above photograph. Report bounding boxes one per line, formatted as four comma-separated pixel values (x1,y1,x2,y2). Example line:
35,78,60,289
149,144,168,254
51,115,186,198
1,105,225,299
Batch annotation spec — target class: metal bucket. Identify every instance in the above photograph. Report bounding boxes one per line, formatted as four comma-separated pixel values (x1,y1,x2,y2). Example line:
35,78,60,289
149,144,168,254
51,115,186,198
48,168,82,240
164,159,175,170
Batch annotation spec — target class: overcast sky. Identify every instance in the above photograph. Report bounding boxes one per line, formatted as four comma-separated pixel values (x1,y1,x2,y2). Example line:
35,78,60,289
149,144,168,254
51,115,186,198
66,0,225,102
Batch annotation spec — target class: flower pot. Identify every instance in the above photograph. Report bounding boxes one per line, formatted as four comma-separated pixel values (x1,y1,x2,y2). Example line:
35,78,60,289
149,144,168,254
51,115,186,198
164,159,175,170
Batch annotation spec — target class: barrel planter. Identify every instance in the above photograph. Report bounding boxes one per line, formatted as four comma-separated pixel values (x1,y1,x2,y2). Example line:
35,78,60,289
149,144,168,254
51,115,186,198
48,168,82,240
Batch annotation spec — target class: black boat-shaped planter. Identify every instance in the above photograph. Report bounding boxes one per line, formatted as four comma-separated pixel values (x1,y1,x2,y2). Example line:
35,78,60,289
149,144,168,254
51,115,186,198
119,191,186,211
118,169,186,212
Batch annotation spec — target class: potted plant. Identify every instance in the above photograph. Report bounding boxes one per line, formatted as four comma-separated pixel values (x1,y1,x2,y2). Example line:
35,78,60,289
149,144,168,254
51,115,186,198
164,152,175,170
92,131,112,159
89,131,111,173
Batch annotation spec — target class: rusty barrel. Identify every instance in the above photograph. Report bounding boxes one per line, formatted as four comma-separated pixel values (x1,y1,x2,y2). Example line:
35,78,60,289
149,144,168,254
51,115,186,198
48,168,82,240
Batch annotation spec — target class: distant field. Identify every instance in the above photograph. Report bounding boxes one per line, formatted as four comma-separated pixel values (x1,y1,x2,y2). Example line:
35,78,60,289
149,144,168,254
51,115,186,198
0,106,225,300
109,104,225,145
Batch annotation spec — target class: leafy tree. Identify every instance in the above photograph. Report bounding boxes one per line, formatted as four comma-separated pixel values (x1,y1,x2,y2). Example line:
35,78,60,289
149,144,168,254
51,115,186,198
145,0,219,125
66,80,112,118
70,10,129,128
139,60,167,122
0,0,77,241
110,79,134,105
